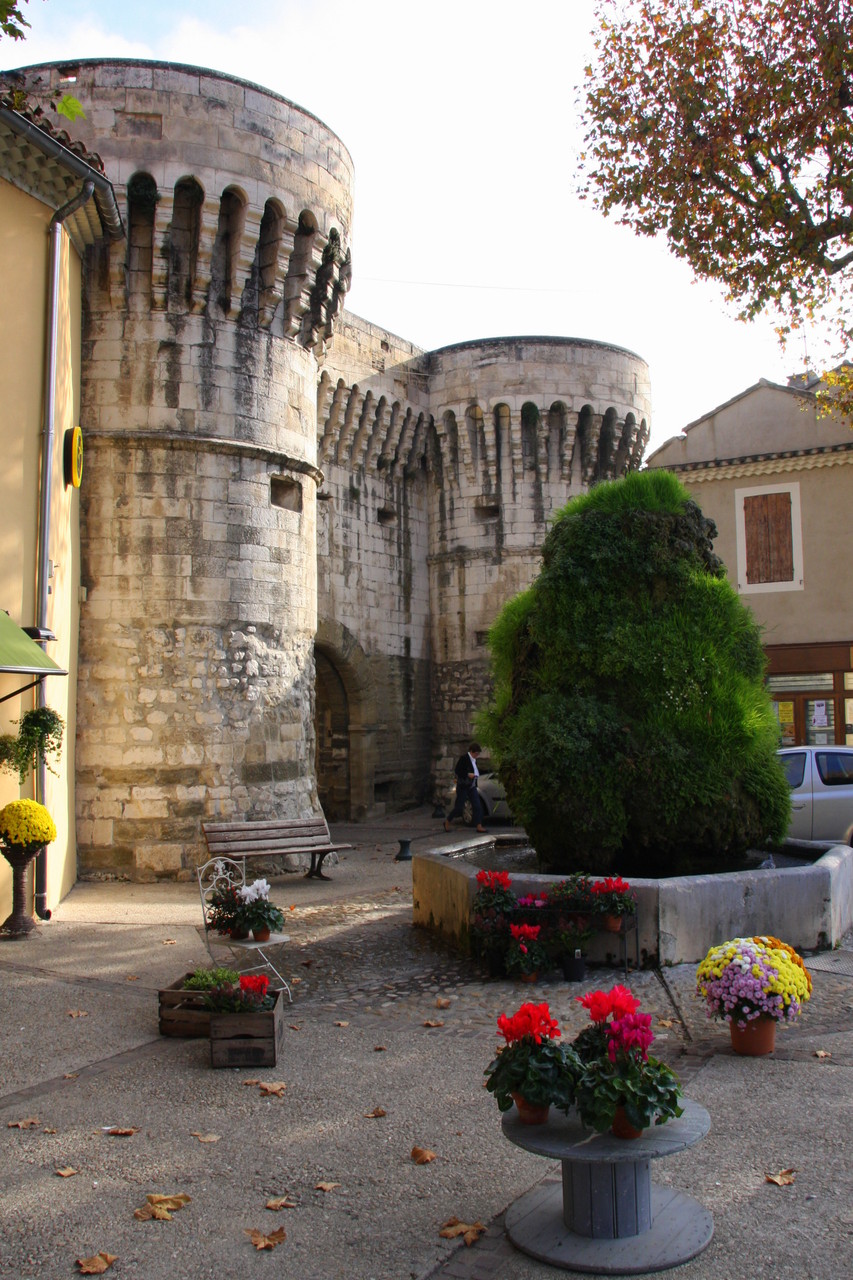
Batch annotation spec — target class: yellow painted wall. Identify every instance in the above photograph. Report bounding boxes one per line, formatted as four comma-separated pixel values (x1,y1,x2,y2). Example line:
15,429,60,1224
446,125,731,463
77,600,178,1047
0,177,81,921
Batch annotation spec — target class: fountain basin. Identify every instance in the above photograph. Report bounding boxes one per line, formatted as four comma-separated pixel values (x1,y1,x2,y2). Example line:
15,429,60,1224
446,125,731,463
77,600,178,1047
412,840,853,964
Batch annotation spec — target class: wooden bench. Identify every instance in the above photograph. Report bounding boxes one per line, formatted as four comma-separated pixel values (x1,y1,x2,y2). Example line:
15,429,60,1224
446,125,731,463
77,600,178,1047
201,815,351,880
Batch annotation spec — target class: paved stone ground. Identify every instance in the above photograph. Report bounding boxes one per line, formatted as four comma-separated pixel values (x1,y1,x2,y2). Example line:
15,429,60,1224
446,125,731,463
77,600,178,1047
1,810,851,1279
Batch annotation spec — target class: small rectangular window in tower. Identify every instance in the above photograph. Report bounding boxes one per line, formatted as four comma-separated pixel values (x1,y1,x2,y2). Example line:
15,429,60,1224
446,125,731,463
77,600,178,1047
270,475,302,512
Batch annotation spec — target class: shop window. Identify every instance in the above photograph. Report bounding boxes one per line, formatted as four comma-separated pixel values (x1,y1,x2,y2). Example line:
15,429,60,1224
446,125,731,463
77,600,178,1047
735,482,803,593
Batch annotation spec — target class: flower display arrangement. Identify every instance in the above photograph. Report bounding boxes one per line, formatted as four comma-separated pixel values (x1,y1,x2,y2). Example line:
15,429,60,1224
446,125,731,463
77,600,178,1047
203,973,275,1013
571,985,683,1136
505,922,549,978
696,936,812,1029
0,799,57,850
183,966,240,991
207,879,285,938
484,1001,578,1118
236,878,285,936
470,870,517,972
590,876,636,919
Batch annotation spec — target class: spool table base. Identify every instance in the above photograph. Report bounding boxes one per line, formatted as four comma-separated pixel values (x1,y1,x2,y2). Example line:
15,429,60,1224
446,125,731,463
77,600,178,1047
505,1179,713,1274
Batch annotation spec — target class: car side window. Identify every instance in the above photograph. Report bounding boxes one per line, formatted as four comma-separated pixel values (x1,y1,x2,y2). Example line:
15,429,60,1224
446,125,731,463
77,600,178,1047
816,752,853,786
781,753,806,788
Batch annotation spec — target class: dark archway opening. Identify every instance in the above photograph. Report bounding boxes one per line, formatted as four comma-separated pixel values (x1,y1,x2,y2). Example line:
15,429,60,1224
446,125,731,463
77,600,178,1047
314,649,351,819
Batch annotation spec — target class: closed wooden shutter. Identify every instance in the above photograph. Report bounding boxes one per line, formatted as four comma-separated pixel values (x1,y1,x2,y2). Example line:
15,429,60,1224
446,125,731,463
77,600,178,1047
744,492,794,584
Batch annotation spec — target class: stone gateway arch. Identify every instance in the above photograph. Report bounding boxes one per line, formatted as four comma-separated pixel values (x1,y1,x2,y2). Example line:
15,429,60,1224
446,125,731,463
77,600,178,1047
19,60,650,876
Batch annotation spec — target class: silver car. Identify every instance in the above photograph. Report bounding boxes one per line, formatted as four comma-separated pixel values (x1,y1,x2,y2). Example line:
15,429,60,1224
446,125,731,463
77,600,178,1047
778,747,853,847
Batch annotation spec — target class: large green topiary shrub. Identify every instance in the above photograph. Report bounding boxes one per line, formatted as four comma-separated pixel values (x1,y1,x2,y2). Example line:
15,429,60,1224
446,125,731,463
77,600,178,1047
477,470,791,876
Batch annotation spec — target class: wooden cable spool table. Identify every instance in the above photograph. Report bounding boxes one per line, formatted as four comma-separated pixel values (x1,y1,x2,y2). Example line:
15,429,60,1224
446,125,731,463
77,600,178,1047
501,1099,713,1273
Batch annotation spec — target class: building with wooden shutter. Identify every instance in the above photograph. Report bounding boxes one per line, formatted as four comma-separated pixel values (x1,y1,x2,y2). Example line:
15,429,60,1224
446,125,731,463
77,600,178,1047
646,378,853,748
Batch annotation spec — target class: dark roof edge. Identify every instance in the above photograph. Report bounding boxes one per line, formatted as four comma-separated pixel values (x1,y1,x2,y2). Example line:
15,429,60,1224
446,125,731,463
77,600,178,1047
428,334,646,363
0,106,123,238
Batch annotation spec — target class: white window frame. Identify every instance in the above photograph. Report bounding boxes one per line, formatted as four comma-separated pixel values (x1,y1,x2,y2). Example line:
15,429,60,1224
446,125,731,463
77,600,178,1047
734,481,804,594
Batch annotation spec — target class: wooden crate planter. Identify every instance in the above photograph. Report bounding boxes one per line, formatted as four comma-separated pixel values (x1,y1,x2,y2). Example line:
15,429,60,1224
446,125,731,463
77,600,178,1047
209,990,285,1068
158,974,212,1039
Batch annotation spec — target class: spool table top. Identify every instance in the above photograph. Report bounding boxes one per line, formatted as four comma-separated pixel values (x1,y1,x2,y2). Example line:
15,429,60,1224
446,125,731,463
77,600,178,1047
501,1098,710,1163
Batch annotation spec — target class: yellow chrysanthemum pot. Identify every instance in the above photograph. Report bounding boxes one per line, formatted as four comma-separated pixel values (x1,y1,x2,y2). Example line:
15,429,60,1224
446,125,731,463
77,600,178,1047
0,800,57,939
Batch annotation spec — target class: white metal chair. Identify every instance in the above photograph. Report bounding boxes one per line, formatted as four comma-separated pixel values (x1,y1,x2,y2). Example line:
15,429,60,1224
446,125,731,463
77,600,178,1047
196,856,292,1001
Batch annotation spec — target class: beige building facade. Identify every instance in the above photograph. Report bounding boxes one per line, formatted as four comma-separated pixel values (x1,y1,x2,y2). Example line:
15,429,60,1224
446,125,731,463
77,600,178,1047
0,104,122,919
646,379,853,747
3,59,651,882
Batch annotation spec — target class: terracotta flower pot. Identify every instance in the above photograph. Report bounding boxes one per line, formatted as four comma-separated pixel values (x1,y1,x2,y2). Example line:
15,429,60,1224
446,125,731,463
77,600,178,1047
519,971,539,983
602,914,622,933
511,1093,550,1125
611,1104,644,1140
729,1014,776,1056
230,925,249,940
252,926,271,943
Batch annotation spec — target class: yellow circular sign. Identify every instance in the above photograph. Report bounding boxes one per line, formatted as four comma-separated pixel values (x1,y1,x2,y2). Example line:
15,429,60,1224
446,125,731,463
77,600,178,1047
64,426,83,488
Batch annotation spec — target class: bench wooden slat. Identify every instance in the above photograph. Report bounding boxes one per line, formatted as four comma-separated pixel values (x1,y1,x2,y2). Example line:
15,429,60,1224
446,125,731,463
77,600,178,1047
201,816,349,880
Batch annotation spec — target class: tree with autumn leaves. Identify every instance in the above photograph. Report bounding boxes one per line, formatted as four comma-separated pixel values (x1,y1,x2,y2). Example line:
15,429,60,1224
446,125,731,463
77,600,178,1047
579,0,853,413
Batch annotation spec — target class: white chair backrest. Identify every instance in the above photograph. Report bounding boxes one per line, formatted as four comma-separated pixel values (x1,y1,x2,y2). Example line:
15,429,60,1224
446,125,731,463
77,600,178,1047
197,856,247,932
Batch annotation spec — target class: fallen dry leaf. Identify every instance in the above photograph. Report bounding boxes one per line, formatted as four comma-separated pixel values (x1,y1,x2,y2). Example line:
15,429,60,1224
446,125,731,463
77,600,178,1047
125,975,139,982
76,1253,117,1275
55,1166,78,1178
765,1169,796,1186
374,1045,386,1052
435,997,451,1009
288,1024,301,1031
7,1117,39,1129
411,1146,437,1165
657,1018,675,1028
64,1072,79,1080
243,1079,260,1087
290,976,302,984
314,1181,341,1192
440,1216,487,1246
189,1132,220,1143
334,1020,349,1027
363,1107,387,1119
259,1082,286,1098
43,1127,57,1134
266,1196,297,1211
162,939,177,946
814,1049,832,1059
133,1192,192,1221
245,1227,286,1250
68,1010,89,1018
104,1127,138,1137
423,1019,444,1028
301,959,312,968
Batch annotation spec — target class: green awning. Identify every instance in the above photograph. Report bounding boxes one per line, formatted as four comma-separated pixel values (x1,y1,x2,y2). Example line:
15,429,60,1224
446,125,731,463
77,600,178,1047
0,612,67,676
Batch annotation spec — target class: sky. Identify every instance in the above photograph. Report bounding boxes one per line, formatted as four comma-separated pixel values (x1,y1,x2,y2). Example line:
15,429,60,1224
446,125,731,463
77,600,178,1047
3,0,821,452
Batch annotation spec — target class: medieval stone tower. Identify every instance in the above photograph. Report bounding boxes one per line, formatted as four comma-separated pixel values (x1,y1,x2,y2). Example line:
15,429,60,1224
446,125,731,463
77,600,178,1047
24,60,651,876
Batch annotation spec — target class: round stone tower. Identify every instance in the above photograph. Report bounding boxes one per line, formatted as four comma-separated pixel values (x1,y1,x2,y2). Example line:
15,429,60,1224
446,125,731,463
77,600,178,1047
23,60,353,877
424,336,651,781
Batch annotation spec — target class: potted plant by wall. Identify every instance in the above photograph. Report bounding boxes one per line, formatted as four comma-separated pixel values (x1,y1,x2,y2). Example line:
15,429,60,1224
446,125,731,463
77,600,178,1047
470,869,517,976
695,936,813,1056
484,1001,580,1124
548,875,596,931
571,985,683,1139
546,923,590,982
236,878,285,942
0,799,57,937
0,707,64,783
590,877,636,932
505,922,549,982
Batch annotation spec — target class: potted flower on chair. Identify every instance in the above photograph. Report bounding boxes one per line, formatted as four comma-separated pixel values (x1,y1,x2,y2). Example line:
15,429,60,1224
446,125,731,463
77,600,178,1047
236,878,285,942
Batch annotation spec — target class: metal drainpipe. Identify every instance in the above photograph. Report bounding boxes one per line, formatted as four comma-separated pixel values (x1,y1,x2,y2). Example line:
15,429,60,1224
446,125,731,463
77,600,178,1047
33,180,95,921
